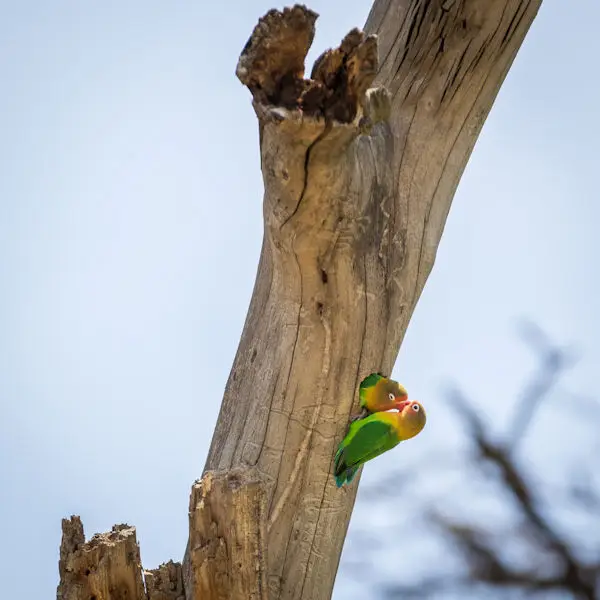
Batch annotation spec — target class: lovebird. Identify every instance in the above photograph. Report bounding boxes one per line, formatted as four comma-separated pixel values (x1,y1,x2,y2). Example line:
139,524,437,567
353,372,409,421
333,400,426,487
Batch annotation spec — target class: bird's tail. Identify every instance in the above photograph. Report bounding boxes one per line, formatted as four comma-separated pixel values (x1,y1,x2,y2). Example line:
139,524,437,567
333,447,360,487
334,465,359,487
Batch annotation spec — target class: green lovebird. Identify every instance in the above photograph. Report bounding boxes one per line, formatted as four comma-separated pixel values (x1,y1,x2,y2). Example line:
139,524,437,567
354,372,409,420
333,400,426,487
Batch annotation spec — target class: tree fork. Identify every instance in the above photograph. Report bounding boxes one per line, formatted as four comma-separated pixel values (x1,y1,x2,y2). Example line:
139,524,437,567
56,2,543,599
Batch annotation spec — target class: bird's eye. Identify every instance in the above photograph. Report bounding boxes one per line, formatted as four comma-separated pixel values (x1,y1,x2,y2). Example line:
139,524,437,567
412,404,420,412
388,393,395,401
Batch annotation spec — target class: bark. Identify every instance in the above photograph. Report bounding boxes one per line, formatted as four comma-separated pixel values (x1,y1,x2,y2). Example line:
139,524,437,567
57,1,543,599
57,517,146,600
185,469,268,600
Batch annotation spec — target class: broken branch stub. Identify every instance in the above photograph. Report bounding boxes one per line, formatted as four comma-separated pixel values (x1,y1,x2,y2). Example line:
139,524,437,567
57,517,146,600
236,4,388,125
236,5,317,108
184,469,268,600
235,4,390,232
145,561,185,600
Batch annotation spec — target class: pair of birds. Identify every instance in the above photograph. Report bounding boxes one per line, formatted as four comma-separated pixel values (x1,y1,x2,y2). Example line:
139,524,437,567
333,372,426,487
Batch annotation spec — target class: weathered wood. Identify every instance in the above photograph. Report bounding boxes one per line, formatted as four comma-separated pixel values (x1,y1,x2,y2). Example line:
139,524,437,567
57,2,544,600
57,517,146,600
145,561,185,600
184,469,268,600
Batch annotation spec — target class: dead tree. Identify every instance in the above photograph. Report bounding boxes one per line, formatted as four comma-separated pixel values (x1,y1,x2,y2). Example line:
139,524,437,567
57,2,544,599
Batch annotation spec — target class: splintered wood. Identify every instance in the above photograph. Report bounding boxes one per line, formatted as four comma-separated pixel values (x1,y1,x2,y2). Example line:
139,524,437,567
57,517,146,600
184,470,268,600
145,561,185,600
57,517,184,600
236,4,386,124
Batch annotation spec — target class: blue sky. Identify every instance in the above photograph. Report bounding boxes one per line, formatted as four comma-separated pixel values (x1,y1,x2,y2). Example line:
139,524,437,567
1,1,598,598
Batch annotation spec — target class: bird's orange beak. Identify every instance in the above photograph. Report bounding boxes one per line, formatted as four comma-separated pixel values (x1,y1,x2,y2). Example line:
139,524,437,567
395,399,411,411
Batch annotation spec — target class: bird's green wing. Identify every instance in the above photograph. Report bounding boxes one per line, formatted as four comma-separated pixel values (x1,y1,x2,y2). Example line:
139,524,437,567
359,372,386,408
343,418,398,467
334,417,399,486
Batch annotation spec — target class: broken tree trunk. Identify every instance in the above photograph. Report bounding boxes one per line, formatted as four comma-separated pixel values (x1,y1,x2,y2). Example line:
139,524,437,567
57,2,543,600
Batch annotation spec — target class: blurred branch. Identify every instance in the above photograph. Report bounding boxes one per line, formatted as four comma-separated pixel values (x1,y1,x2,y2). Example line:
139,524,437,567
569,466,600,513
446,387,597,599
432,514,595,594
348,323,600,600
509,318,578,447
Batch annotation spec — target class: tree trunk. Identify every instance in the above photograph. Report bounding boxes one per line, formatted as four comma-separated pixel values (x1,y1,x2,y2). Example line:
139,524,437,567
57,1,543,599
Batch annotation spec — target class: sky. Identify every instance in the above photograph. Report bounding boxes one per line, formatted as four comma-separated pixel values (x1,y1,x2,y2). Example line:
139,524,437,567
1,1,599,598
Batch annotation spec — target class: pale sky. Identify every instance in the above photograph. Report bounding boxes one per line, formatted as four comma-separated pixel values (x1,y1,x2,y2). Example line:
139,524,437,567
1,1,598,598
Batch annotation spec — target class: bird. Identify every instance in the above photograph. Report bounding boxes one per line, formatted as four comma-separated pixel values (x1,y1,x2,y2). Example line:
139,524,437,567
351,372,409,421
333,399,426,487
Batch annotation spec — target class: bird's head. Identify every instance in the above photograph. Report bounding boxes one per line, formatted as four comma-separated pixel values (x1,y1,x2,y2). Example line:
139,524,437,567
397,400,426,439
383,379,409,409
